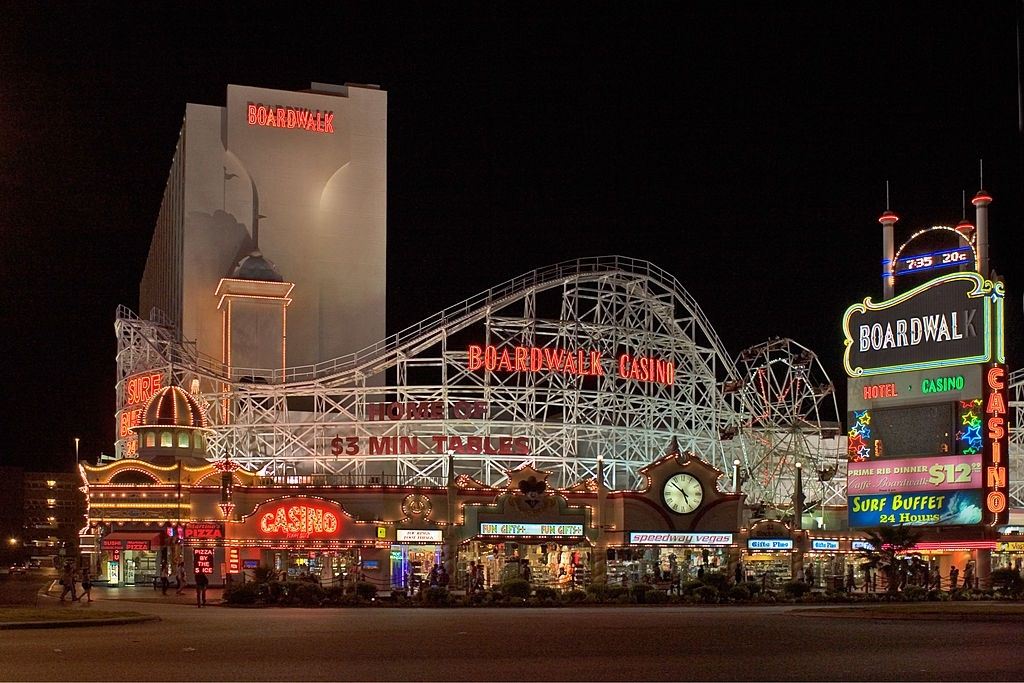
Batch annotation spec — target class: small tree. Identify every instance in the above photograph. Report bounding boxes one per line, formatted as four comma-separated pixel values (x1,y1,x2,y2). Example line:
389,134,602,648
859,526,922,594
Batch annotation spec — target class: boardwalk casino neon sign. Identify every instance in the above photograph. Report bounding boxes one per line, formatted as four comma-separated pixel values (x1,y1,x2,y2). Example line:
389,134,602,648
467,345,675,386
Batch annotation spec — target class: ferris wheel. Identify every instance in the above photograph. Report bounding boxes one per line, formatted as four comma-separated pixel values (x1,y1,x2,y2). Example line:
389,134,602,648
730,338,844,511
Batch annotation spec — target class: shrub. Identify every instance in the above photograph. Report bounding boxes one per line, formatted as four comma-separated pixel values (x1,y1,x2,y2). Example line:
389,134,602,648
700,571,730,592
630,584,652,603
646,589,670,604
991,568,1024,596
502,579,531,599
423,586,450,606
782,581,810,598
585,584,609,602
693,585,719,603
681,580,704,595
742,580,762,596
280,580,324,606
727,585,751,602
901,586,927,602
533,586,558,603
606,585,628,601
563,589,587,603
224,581,260,605
355,581,377,601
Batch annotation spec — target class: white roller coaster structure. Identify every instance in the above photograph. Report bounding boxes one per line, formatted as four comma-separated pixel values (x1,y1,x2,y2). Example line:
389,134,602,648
112,255,1023,509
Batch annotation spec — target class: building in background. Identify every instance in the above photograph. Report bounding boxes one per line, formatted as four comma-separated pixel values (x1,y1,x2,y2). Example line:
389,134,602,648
0,467,86,565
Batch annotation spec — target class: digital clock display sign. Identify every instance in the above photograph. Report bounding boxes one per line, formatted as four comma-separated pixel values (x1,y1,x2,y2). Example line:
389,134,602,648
894,246,973,277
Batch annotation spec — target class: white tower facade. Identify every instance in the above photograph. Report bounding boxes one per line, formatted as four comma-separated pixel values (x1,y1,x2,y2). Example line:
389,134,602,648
139,82,387,372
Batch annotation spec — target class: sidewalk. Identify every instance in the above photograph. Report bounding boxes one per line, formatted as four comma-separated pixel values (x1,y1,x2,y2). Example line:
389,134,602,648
45,580,224,606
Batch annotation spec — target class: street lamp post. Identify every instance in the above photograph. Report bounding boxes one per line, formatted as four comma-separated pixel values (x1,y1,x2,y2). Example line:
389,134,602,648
73,437,80,467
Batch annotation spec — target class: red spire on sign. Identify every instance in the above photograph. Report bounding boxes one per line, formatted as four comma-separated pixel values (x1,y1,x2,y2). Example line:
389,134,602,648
218,502,236,517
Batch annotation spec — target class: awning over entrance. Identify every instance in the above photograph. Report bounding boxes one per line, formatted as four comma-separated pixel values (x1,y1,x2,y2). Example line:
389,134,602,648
100,531,163,551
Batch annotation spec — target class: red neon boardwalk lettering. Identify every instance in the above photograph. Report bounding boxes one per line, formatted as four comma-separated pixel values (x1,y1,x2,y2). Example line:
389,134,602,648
246,102,335,134
467,344,672,386
259,504,339,536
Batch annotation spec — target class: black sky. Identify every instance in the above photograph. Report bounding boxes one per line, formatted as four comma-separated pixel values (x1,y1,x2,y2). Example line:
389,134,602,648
1,2,1022,471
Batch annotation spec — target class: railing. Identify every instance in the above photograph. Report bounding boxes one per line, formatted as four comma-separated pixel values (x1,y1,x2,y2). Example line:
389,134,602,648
253,474,446,487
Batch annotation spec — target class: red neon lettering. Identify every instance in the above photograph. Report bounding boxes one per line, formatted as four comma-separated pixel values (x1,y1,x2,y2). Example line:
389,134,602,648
986,466,1006,488
514,347,528,371
256,106,267,125
987,366,1006,390
987,491,1007,514
259,505,339,535
276,107,286,128
247,104,257,124
324,112,335,133
530,348,544,372
543,348,565,371
987,416,1005,440
467,345,483,371
496,348,513,372
619,354,630,379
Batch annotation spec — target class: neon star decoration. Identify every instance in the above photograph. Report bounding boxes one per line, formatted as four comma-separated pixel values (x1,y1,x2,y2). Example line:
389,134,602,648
958,399,983,455
847,410,872,462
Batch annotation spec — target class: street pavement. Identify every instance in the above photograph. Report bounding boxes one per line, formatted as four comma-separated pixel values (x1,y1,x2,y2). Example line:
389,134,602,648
1,590,1022,681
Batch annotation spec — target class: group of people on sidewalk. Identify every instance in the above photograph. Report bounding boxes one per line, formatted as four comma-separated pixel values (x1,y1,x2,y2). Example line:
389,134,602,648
58,562,92,602
159,560,209,607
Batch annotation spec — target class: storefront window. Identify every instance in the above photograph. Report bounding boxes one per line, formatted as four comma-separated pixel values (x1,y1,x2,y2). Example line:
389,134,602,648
462,541,590,590
610,546,727,586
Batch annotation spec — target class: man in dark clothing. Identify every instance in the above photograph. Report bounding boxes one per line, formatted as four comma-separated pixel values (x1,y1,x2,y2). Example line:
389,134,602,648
195,568,209,608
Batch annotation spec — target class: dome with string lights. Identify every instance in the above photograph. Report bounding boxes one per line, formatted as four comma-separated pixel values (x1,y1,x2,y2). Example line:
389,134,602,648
137,385,209,430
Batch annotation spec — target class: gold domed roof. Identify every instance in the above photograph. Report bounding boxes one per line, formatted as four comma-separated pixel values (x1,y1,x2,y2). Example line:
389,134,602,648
135,385,209,430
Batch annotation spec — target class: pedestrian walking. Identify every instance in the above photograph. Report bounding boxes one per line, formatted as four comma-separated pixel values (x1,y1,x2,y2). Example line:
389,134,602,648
160,560,170,595
175,560,186,595
80,567,93,602
845,565,856,592
59,562,78,602
194,567,209,607
949,566,959,591
468,561,478,594
734,561,744,586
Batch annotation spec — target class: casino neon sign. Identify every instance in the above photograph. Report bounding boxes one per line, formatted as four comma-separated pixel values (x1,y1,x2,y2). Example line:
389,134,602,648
259,503,340,537
467,344,675,386
984,365,1009,520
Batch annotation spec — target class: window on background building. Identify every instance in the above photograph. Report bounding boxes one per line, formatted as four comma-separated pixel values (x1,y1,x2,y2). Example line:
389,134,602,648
145,433,155,448
178,432,189,448
160,432,172,447
195,434,204,450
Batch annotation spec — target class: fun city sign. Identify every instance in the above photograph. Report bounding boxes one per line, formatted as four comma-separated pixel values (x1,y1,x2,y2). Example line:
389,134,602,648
842,272,1004,377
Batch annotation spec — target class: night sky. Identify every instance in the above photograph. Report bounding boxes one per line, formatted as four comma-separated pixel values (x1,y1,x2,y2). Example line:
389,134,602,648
2,3,1022,471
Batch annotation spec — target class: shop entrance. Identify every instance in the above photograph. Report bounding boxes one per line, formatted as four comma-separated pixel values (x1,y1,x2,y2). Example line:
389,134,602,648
390,545,441,591
270,549,362,586
123,550,157,586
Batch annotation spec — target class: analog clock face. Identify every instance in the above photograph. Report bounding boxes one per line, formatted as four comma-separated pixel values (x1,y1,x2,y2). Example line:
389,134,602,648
663,473,703,514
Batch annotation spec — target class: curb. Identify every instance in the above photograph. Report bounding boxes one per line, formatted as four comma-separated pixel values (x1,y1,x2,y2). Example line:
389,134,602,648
0,615,161,630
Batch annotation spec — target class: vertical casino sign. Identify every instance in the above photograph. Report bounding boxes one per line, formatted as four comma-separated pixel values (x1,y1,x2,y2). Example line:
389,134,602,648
983,364,1009,525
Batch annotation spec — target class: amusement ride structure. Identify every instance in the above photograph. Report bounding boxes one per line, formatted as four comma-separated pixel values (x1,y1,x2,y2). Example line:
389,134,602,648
113,256,851,511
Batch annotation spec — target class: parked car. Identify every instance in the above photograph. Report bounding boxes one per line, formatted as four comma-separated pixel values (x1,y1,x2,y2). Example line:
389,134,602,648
8,564,26,576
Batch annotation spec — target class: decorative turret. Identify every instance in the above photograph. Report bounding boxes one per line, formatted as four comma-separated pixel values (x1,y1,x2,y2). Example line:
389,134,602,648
131,385,211,463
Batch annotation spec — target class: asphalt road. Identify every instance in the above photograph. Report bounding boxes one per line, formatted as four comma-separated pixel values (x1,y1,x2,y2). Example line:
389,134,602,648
1,598,1022,681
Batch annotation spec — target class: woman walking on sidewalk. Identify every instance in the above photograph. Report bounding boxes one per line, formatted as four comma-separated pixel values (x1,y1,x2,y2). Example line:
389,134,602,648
80,567,93,602
175,560,187,595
